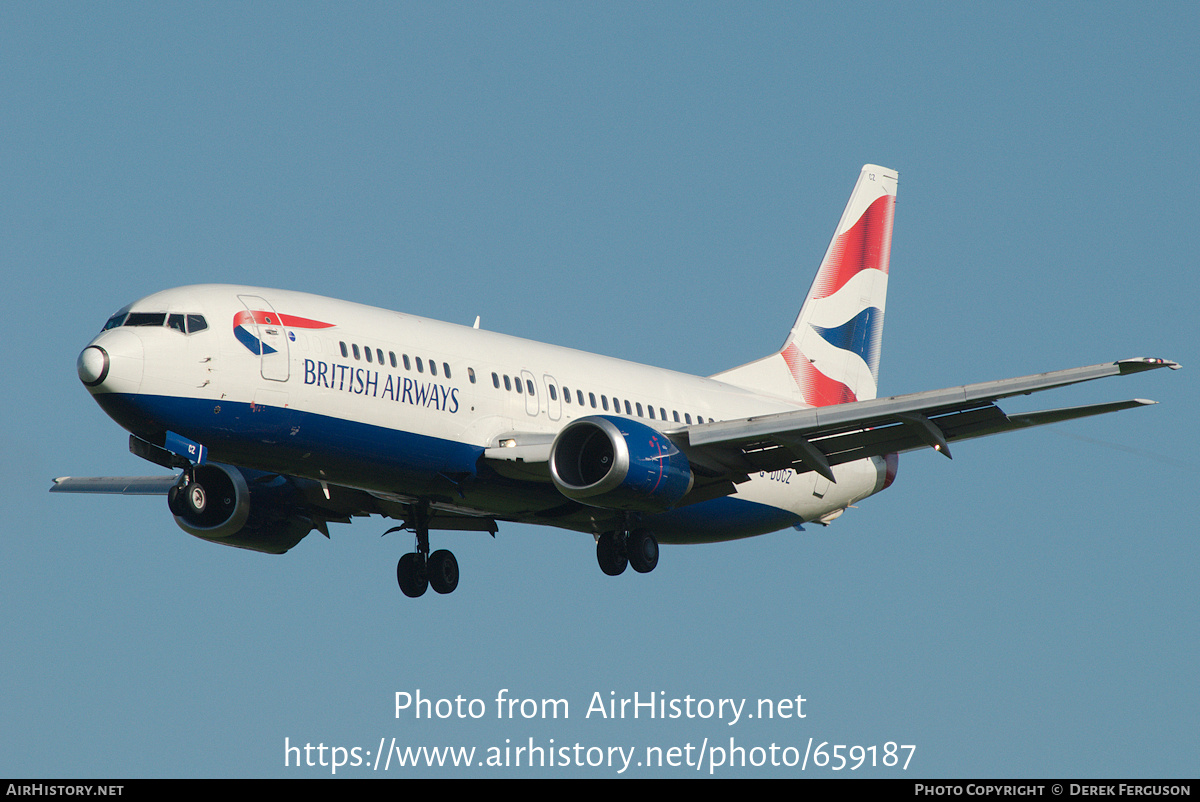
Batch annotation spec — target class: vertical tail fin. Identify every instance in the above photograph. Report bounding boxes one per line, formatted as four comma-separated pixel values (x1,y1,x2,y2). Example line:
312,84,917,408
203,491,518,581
784,164,897,404
713,165,898,406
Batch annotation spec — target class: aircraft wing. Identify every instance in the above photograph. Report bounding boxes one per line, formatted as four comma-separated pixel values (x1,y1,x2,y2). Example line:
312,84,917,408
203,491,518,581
672,357,1180,483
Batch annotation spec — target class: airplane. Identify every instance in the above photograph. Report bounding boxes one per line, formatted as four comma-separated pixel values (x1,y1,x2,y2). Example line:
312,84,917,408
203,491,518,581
52,164,1179,598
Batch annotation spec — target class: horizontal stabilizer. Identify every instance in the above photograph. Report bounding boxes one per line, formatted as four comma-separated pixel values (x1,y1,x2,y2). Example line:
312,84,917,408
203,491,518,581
51,476,178,495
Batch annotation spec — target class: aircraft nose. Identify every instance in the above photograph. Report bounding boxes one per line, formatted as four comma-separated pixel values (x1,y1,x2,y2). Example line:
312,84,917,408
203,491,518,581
78,329,144,393
77,345,109,386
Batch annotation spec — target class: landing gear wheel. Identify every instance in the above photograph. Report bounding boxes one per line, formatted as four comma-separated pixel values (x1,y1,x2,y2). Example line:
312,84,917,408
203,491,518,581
396,552,428,598
596,532,628,576
167,482,187,517
427,550,459,595
627,530,659,574
185,482,207,516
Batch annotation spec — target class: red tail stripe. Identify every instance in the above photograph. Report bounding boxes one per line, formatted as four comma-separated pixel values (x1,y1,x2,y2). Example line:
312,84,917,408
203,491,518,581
808,193,895,300
781,343,858,407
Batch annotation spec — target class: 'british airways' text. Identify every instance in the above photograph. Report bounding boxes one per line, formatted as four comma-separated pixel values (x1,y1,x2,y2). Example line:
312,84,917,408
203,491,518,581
304,359,459,413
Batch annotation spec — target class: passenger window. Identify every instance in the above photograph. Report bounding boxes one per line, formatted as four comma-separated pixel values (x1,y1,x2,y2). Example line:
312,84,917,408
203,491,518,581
340,342,348,358
377,348,384,364
526,379,535,395
636,403,643,417
444,363,451,379
648,406,655,420
578,390,585,406
365,348,373,363
673,411,680,423
429,360,437,376
353,344,361,360
469,367,476,384
601,396,609,411
390,352,397,368
660,407,667,420
492,372,500,388
549,385,557,401
515,377,523,394
562,386,570,403
589,393,597,409
416,357,424,373
403,354,411,370
685,413,692,424
504,375,511,391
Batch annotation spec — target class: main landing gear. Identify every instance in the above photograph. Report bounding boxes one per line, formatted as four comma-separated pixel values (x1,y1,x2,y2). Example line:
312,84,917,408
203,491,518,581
595,529,659,576
395,505,459,598
397,550,458,598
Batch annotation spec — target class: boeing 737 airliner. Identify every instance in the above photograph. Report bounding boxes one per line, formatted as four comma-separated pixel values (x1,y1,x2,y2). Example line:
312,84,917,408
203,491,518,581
53,165,1178,598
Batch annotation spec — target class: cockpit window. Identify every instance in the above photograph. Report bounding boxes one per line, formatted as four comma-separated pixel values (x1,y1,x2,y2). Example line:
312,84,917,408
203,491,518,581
125,312,167,327
112,311,208,334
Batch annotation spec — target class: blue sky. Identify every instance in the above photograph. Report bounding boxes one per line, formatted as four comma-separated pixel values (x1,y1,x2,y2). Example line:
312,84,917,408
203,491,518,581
2,2,1196,777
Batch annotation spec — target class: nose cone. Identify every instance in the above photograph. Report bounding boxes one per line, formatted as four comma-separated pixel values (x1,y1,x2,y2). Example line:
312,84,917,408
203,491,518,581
78,329,144,394
77,345,109,386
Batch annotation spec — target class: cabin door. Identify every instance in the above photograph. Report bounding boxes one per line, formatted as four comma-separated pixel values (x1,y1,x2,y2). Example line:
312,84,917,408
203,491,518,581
237,295,290,382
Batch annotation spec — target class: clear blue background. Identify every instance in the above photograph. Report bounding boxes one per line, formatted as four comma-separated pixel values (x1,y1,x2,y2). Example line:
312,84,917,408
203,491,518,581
2,2,1195,777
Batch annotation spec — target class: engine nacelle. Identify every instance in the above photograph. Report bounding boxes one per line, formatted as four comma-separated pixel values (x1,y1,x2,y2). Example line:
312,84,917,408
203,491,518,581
169,463,315,554
549,416,693,512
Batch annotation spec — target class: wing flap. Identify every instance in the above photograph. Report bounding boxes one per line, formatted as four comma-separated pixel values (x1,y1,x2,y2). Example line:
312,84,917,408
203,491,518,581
676,358,1176,482
686,358,1176,449
818,400,1152,467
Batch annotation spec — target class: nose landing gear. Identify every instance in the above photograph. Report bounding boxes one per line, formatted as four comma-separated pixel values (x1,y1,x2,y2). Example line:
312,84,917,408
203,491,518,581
167,467,227,526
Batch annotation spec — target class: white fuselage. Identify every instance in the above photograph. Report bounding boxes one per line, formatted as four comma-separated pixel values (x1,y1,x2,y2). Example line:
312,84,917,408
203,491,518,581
84,284,888,543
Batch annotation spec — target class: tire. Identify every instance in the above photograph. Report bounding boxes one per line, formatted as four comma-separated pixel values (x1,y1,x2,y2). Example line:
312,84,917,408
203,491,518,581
396,553,428,598
596,532,628,576
186,482,207,515
627,530,659,574
427,550,459,595
167,482,187,517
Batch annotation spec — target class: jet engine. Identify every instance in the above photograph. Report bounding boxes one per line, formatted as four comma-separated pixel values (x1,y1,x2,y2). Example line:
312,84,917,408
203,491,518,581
168,463,316,554
549,416,693,512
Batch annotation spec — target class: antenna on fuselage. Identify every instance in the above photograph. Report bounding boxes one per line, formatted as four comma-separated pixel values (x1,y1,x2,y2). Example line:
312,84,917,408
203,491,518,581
473,316,480,329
